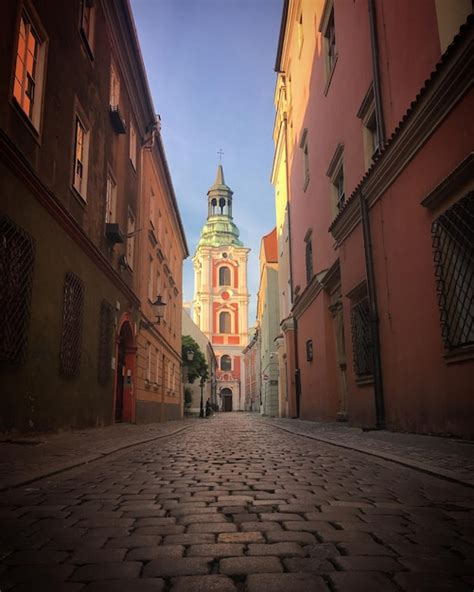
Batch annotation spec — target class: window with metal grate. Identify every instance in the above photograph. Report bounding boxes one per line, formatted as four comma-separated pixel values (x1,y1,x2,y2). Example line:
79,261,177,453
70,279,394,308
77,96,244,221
59,272,84,376
0,216,36,364
350,293,374,378
432,192,473,350
98,300,114,384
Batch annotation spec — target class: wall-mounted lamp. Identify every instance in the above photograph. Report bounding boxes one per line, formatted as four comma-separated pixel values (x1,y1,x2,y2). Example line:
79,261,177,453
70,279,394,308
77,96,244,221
186,349,195,363
141,294,167,329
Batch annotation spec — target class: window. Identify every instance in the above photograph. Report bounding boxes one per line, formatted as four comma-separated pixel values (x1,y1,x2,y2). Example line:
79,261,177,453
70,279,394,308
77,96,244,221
129,120,137,170
219,311,232,334
73,116,89,199
109,61,120,107
155,347,160,383
13,12,46,129
221,355,232,371
80,0,95,56
219,266,231,286
304,231,313,284
149,189,155,228
431,193,473,351
300,128,310,191
127,210,135,269
297,11,304,56
319,1,337,90
0,216,36,364
349,284,373,379
327,143,344,215
146,341,151,382
105,174,116,223
324,6,336,72
148,255,154,301
357,84,379,169
60,272,84,377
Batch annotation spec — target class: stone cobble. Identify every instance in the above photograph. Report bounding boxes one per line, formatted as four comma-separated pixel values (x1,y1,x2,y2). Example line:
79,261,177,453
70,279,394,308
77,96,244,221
0,413,473,592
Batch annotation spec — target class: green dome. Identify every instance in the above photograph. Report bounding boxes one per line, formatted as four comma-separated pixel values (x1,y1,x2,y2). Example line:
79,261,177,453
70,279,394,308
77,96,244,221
197,216,243,248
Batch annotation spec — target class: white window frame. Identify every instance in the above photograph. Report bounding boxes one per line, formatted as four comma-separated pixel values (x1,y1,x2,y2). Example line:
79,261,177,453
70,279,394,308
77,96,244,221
299,128,310,192
326,143,345,217
13,10,47,131
105,173,117,223
72,115,90,199
109,60,120,108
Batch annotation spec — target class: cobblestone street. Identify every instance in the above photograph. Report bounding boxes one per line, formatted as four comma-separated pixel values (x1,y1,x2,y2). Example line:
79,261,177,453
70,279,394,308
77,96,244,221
1,414,473,592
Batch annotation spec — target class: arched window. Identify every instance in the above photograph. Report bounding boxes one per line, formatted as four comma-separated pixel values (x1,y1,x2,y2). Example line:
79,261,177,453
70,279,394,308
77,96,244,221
219,266,231,286
211,198,217,215
219,311,231,333
221,355,231,371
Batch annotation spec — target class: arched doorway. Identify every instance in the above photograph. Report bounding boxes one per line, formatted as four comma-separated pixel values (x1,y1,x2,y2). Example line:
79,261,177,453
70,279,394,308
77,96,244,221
115,319,136,422
221,387,232,412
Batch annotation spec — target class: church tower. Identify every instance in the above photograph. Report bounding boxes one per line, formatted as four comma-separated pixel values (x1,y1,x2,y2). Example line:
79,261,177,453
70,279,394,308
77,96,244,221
192,165,250,411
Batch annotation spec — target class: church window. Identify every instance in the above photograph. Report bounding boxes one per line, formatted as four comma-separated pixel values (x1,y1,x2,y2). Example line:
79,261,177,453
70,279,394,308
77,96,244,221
211,198,217,215
219,197,226,214
221,355,232,371
219,266,231,286
219,311,231,334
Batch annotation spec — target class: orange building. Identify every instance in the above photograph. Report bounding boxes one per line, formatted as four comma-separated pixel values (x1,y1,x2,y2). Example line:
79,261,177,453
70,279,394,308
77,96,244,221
0,0,187,430
273,1,473,436
192,166,250,412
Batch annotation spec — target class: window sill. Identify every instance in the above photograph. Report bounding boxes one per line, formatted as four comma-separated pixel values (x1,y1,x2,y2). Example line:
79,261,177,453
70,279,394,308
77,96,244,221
71,186,87,208
355,374,374,386
323,54,338,97
444,344,474,365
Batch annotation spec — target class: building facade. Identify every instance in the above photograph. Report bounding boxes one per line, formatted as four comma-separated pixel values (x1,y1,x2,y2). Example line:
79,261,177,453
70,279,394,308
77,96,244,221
192,165,250,412
182,308,217,414
273,0,473,436
242,327,260,412
256,228,280,417
0,0,187,431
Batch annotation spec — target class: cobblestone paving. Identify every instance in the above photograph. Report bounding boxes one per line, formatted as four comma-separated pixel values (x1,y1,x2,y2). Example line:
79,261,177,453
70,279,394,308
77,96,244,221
1,414,473,592
263,417,474,486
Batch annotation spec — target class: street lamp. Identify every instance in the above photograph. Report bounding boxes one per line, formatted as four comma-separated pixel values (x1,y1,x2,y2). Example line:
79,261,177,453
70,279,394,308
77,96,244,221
199,376,205,418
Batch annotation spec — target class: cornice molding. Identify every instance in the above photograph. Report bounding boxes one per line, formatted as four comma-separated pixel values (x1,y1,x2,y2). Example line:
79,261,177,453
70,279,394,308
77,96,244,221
292,274,323,320
330,19,473,244
421,152,474,208
0,129,139,307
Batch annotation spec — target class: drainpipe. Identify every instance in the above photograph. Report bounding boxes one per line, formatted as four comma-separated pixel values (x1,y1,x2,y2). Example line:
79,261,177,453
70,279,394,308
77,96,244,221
282,112,301,419
368,0,386,149
359,190,385,429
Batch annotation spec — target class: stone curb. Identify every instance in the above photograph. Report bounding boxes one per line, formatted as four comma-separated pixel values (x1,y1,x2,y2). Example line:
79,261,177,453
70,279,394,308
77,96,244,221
266,421,473,489
0,424,192,493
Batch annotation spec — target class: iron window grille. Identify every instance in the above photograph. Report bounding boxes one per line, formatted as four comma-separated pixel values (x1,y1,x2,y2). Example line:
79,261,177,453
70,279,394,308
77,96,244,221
431,192,473,350
98,300,114,384
59,272,84,376
350,294,374,377
0,216,36,364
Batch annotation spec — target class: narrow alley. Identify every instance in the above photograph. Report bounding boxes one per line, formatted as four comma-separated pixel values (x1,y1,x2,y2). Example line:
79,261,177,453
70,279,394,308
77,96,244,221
1,414,473,592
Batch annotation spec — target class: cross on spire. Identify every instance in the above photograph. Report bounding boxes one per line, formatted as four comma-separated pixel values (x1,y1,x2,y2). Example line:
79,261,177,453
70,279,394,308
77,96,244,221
217,148,224,164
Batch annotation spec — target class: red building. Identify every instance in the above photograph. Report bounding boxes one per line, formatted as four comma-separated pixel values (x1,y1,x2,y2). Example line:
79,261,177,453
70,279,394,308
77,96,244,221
274,1,473,437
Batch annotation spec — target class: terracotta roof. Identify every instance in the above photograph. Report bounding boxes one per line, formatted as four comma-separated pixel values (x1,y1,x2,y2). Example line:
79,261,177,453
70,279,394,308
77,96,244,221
328,14,473,233
262,227,278,263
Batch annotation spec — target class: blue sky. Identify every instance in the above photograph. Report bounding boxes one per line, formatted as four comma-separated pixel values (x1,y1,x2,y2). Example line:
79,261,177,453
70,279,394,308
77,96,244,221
130,0,283,325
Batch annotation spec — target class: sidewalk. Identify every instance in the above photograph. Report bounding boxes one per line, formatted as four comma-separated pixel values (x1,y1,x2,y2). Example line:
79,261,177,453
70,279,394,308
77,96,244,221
0,419,192,492
261,416,474,488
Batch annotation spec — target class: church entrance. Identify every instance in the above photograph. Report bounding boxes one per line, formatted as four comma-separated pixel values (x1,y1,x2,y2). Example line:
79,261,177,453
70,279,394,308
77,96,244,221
221,388,233,412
